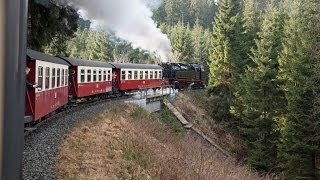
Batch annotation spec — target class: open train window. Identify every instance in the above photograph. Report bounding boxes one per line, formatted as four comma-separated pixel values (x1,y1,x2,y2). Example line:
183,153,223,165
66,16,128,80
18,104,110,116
87,69,92,82
99,70,102,81
61,69,66,86
93,70,97,82
108,70,111,81
38,66,43,90
122,71,126,80
140,71,143,79
159,71,162,79
45,67,50,89
134,71,138,80
145,71,149,79
150,71,154,79
80,69,85,82
103,70,107,81
155,71,158,79
65,69,68,85
57,69,61,87
128,71,132,80
52,68,56,88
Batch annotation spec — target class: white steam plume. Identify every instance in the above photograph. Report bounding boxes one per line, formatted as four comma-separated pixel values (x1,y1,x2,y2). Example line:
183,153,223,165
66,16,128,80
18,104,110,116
59,0,172,62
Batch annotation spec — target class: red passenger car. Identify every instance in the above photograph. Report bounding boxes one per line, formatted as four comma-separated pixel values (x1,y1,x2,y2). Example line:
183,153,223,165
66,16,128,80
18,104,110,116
25,49,69,123
60,57,113,100
109,63,163,92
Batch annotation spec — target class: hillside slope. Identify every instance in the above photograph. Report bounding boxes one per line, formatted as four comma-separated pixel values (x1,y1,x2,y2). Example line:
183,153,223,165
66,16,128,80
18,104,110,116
172,91,243,156
56,104,270,179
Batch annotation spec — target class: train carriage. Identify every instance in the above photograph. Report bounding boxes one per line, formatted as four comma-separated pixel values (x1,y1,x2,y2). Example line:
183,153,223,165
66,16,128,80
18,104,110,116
109,63,163,92
25,49,69,123
60,57,113,100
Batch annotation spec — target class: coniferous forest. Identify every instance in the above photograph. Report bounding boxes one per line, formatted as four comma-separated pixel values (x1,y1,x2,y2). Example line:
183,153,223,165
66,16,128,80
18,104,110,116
28,0,320,178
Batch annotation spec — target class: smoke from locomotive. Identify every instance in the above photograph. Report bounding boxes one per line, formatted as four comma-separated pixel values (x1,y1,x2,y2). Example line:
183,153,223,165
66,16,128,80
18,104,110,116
52,0,172,62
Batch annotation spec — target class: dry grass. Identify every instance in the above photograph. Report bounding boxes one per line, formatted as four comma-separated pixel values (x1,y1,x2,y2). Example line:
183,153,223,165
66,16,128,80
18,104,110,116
172,91,244,156
56,104,273,180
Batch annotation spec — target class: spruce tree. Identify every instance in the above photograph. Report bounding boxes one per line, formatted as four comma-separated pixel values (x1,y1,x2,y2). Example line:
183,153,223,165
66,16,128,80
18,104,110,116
278,0,320,178
242,0,263,60
170,22,194,62
208,0,246,124
238,3,284,171
191,19,211,64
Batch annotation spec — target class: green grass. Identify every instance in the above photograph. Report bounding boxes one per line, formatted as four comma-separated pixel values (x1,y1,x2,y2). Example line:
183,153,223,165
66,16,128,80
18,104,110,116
129,106,148,120
123,135,149,169
154,107,186,135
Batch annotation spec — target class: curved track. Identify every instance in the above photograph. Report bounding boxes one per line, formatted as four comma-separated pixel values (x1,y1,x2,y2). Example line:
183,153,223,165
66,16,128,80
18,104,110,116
23,96,131,179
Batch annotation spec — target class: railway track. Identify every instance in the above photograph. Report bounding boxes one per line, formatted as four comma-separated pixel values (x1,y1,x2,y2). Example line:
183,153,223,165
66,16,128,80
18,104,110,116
23,94,133,179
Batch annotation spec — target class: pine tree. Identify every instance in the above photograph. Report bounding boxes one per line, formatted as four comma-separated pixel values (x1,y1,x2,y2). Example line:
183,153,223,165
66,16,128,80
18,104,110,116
28,0,79,52
85,29,113,61
67,27,90,58
238,3,284,171
208,0,246,124
242,0,262,58
278,0,320,178
67,28,113,61
191,19,211,64
164,0,180,25
170,22,194,62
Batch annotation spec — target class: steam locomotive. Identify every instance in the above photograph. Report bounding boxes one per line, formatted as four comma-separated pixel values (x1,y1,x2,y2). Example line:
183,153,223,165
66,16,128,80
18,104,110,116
160,62,205,90
25,49,205,124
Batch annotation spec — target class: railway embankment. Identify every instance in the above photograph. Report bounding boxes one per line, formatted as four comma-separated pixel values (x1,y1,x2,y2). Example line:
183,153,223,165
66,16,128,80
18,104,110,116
23,99,124,180
171,91,244,158
163,99,230,157
55,103,270,179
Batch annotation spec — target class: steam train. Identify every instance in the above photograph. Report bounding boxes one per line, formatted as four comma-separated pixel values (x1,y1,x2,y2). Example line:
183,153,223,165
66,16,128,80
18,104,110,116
160,62,205,90
25,49,205,124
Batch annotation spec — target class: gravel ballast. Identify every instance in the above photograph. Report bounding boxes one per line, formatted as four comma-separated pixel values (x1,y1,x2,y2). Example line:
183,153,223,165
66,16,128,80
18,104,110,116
22,101,121,180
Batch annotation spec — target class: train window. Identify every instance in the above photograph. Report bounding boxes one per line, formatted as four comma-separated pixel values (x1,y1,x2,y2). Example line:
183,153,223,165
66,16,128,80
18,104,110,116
134,71,138,80
45,67,50,89
159,71,162,79
57,69,61,87
122,71,126,80
65,69,68,85
155,71,158,79
38,66,43,90
62,69,65,86
140,71,143,79
99,70,102,81
108,70,111,81
87,69,92,82
80,69,85,82
93,70,97,82
103,70,107,81
145,71,149,79
128,71,132,80
150,71,154,79
52,68,56,88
